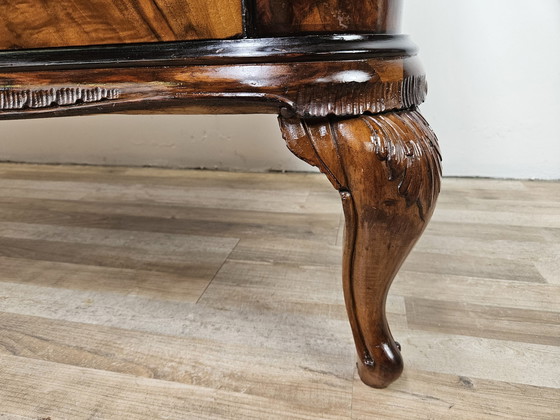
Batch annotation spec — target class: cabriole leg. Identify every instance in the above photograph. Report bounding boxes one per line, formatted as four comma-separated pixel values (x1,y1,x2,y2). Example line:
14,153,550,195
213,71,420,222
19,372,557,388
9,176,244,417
279,109,442,388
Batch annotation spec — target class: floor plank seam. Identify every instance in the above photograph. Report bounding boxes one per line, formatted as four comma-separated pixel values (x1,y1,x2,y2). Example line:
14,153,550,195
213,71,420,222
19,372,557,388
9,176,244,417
196,238,241,304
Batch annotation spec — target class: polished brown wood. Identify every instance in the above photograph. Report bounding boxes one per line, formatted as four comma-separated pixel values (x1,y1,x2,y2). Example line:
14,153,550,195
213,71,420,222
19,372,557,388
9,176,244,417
0,56,425,120
254,0,402,36
0,0,243,50
0,35,425,120
0,0,443,390
280,109,442,387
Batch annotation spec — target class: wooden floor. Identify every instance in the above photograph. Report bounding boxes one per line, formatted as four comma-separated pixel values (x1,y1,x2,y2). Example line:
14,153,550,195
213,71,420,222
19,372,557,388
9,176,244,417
0,163,558,419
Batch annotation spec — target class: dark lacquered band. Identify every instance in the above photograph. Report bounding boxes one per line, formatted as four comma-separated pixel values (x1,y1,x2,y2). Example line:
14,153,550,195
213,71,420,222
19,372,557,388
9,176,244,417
0,34,417,71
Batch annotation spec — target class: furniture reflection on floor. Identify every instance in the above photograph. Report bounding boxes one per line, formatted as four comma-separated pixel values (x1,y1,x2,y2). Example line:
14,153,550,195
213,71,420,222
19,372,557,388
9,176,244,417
0,0,441,388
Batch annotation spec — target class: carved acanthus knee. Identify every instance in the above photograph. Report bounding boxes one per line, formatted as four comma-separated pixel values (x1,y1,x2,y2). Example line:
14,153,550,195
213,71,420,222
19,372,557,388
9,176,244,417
279,109,441,388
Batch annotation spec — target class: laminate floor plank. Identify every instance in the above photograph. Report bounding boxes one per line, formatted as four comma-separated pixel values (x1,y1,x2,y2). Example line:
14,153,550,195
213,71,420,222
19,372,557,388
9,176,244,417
432,208,560,228
227,236,343,268
535,256,560,285
0,179,312,213
0,163,557,419
425,220,550,243
393,272,560,311
0,312,352,417
416,232,556,261
197,259,409,329
404,297,560,346
0,354,348,420
0,256,209,301
401,251,546,283
399,331,560,388
0,220,237,267
0,277,362,369
352,369,560,420
0,197,339,242
0,164,332,192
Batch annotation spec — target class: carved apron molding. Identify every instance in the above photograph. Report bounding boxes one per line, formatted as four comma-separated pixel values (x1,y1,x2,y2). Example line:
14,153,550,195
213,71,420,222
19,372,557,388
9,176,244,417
0,87,120,110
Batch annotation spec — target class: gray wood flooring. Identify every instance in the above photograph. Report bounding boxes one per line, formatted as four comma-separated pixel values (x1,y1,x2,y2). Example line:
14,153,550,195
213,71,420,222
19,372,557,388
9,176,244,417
0,163,558,419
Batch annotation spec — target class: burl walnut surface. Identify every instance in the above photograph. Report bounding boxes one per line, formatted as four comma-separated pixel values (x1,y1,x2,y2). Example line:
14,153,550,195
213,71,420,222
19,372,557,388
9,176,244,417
0,0,441,389
0,0,243,49
254,0,402,36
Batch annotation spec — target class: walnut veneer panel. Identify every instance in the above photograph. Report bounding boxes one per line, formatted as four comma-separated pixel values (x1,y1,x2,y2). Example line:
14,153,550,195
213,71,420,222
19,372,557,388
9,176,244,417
254,0,402,36
0,0,243,50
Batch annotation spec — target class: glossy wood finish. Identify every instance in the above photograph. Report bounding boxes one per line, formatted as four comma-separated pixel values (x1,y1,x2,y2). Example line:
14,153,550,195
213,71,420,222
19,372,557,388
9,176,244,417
0,35,417,70
253,0,402,36
0,36,425,120
0,0,243,50
280,109,442,387
0,0,443,390
0,59,425,120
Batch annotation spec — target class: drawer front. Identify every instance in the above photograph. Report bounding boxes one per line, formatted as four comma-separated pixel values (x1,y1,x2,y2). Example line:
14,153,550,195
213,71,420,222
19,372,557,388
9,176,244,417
254,0,402,36
0,0,243,50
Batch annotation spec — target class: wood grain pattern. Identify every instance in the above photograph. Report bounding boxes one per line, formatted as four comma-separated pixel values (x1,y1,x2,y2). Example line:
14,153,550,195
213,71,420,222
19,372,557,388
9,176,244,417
280,109,442,388
0,55,424,120
0,164,558,418
405,297,560,346
0,353,348,420
352,369,560,420
0,35,423,120
254,0,402,36
0,312,353,417
0,0,243,50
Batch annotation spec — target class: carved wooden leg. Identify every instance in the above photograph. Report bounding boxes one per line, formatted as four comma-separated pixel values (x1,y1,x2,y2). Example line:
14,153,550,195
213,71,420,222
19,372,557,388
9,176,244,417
279,109,442,388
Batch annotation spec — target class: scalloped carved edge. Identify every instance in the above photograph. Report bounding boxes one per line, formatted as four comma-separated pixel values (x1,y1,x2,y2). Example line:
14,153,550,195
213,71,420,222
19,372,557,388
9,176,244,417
359,110,441,220
0,55,425,120
0,76,425,118
0,87,120,110
295,75,427,118
280,108,441,219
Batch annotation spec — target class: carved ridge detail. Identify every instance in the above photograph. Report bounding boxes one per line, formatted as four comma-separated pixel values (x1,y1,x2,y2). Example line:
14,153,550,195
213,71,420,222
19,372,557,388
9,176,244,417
279,109,441,388
280,108,441,218
360,111,441,220
295,75,427,118
0,87,120,110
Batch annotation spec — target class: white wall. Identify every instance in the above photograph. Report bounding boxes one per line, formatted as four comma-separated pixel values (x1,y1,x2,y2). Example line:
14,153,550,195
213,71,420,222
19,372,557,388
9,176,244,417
2,0,559,179
1,114,296,172
403,0,560,179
